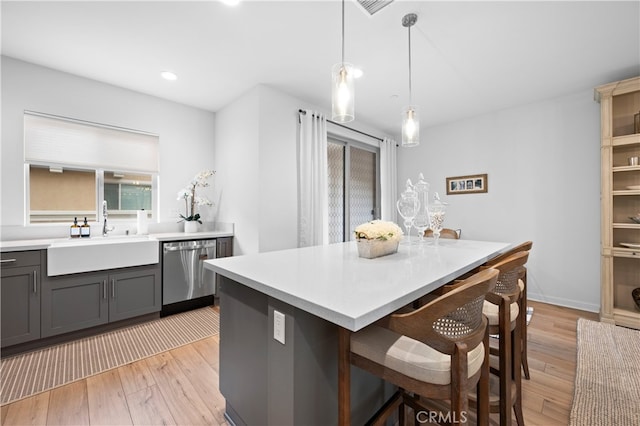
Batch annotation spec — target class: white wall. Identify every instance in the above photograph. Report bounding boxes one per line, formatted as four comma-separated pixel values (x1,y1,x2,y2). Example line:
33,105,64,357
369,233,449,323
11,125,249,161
398,89,601,312
1,56,216,233
212,88,261,255
214,85,318,255
256,86,300,253
215,84,389,255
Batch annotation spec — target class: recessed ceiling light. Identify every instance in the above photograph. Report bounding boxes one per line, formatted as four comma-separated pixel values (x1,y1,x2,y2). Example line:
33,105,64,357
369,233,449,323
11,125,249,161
161,71,177,81
352,67,364,79
220,0,240,6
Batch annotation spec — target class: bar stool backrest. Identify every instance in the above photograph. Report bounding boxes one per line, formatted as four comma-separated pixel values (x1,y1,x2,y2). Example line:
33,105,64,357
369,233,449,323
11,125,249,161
482,251,529,303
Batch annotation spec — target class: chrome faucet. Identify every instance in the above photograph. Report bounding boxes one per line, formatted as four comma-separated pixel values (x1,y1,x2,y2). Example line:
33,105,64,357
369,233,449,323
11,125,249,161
102,200,114,236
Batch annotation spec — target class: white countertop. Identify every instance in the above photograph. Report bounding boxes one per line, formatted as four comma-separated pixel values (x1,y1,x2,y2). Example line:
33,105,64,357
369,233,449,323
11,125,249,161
0,230,234,252
204,238,510,331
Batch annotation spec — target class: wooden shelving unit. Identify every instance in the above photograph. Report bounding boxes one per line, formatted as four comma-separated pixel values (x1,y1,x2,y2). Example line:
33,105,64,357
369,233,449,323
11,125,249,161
596,76,640,329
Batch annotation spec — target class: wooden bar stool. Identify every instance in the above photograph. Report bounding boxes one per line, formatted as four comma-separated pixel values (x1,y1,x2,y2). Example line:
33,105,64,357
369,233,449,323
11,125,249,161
424,228,461,239
485,241,533,380
338,269,498,425
477,251,529,426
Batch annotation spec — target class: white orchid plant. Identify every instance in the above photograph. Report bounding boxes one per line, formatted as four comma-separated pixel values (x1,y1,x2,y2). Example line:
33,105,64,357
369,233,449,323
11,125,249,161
354,220,404,243
177,169,215,223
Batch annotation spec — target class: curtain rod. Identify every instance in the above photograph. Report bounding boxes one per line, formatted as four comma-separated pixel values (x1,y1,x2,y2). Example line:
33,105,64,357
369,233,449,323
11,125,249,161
298,109,383,142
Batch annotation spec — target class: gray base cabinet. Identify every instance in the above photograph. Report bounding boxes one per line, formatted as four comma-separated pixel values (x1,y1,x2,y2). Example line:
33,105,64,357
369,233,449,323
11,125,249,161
42,271,109,337
215,237,233,293
42,264,160,338
109,267,161,322
219,276,389,426
1,251,42,347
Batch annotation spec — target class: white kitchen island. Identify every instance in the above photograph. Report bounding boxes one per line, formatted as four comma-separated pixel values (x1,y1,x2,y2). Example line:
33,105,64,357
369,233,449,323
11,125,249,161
204,238,509,425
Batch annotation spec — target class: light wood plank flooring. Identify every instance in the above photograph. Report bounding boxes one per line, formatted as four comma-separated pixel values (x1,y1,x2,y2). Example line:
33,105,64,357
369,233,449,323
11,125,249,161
1,301,598,425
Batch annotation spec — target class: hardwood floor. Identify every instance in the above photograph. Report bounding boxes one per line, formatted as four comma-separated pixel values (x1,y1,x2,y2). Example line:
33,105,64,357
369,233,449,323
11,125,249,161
1,333,227,426
1,301,598,425
517,301,599,425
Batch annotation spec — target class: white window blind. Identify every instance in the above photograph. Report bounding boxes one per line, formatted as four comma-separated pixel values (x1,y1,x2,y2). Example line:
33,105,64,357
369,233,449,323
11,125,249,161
24,112,159,173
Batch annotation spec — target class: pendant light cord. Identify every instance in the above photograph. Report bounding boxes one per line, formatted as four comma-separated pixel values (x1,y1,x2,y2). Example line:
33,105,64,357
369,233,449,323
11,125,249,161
341,0,345,65
408,24,412,105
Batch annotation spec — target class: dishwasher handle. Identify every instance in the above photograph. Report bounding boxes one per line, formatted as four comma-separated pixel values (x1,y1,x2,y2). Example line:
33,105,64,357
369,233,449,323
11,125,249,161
164,243,216,253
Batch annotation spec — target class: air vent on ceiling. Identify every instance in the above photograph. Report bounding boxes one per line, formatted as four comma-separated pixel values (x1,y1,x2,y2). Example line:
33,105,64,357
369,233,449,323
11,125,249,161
356,0,394,16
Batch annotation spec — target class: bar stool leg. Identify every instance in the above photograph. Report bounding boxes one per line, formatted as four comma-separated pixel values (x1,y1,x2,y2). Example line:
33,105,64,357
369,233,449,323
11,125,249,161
513,310,525,425
521,274,531,380
338,327,351,426
498,299,513,426
477,327,490,426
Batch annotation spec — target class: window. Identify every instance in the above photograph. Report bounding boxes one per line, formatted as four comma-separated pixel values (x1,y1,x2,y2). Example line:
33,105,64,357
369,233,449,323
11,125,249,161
27,166,155,223
327,135,380,243
24,112,158,225
104,171,153,219
29,166,97,223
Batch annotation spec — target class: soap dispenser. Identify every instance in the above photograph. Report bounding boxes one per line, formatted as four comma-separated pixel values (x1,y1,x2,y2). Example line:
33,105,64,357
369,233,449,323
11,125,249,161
81,217,91,238
70,217,81,238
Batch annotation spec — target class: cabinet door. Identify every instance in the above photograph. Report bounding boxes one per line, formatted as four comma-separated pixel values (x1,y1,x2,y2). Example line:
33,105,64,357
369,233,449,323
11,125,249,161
215,237,234,294
1,266,40,347
109,265,161,322
42,272,109,337
216,237,234,259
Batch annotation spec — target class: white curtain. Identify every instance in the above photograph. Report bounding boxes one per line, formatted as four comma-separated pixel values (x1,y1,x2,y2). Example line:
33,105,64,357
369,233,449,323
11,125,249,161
380,138,398,223
298,110,329,247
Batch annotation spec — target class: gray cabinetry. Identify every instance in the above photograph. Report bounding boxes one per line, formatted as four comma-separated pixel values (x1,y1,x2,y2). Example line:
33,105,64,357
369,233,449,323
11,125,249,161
42,264,160,338
42,271,109,337
1,251,42,347
215,237,234,292
216,237,233,258
109,267,161,322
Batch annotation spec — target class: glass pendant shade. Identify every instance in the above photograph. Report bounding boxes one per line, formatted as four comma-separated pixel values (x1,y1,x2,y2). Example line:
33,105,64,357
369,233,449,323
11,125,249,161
402,106,420,147
332,63,355,123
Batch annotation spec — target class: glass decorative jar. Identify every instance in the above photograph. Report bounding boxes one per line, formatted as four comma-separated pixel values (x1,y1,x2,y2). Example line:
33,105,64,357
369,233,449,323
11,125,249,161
396,179,420,242
428,192,447,244
413,173,430,243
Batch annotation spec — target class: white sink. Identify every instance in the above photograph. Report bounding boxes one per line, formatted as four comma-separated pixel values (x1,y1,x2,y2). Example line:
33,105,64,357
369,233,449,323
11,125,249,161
49,235,151,246
47,235,159,276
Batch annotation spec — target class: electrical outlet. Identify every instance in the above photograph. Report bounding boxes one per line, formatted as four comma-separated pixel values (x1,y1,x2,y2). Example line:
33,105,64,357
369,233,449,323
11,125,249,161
274,310,285,345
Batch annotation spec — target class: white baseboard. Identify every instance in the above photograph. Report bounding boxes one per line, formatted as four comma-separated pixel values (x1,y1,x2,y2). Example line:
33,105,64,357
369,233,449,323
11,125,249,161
527,292,599,313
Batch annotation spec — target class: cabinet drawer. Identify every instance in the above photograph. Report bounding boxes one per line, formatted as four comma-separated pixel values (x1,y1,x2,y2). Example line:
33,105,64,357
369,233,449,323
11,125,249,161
0,251,41,269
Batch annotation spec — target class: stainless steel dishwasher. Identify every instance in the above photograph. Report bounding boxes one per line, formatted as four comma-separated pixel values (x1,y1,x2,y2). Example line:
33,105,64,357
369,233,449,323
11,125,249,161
161,239,216,316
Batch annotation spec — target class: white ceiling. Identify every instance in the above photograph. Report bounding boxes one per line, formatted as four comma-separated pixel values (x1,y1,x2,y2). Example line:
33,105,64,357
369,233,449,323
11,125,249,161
2,1,639,138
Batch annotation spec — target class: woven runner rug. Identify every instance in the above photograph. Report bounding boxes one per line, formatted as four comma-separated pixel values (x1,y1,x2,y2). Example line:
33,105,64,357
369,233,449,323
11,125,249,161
1,307,219,406
569,318,640,426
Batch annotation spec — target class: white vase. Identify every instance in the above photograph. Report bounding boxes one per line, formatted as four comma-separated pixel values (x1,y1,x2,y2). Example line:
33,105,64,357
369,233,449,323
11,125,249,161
184,221,199,233
356,239,399,259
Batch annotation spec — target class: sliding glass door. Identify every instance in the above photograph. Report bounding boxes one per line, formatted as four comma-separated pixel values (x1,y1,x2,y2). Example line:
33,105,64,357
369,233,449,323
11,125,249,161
327,137,379,243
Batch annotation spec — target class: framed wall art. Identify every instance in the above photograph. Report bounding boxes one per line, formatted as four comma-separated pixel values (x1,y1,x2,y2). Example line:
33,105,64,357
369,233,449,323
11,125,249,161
446,173,488,195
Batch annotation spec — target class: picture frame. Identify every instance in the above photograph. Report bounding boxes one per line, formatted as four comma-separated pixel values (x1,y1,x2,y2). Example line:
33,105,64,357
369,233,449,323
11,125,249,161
446,173,488,195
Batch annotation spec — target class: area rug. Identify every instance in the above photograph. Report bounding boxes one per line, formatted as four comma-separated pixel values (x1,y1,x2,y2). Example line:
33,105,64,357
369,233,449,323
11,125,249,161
569,318,640,425
0,307,219,406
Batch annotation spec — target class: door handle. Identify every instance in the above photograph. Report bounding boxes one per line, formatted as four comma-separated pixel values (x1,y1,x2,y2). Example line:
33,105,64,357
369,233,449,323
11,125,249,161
111,279,115,298
103,280,107,299
33,270,37,293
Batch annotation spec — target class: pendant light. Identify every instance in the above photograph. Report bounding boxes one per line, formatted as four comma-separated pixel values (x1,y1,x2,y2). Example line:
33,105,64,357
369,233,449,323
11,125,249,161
401,13,419,147
331,0,355,123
